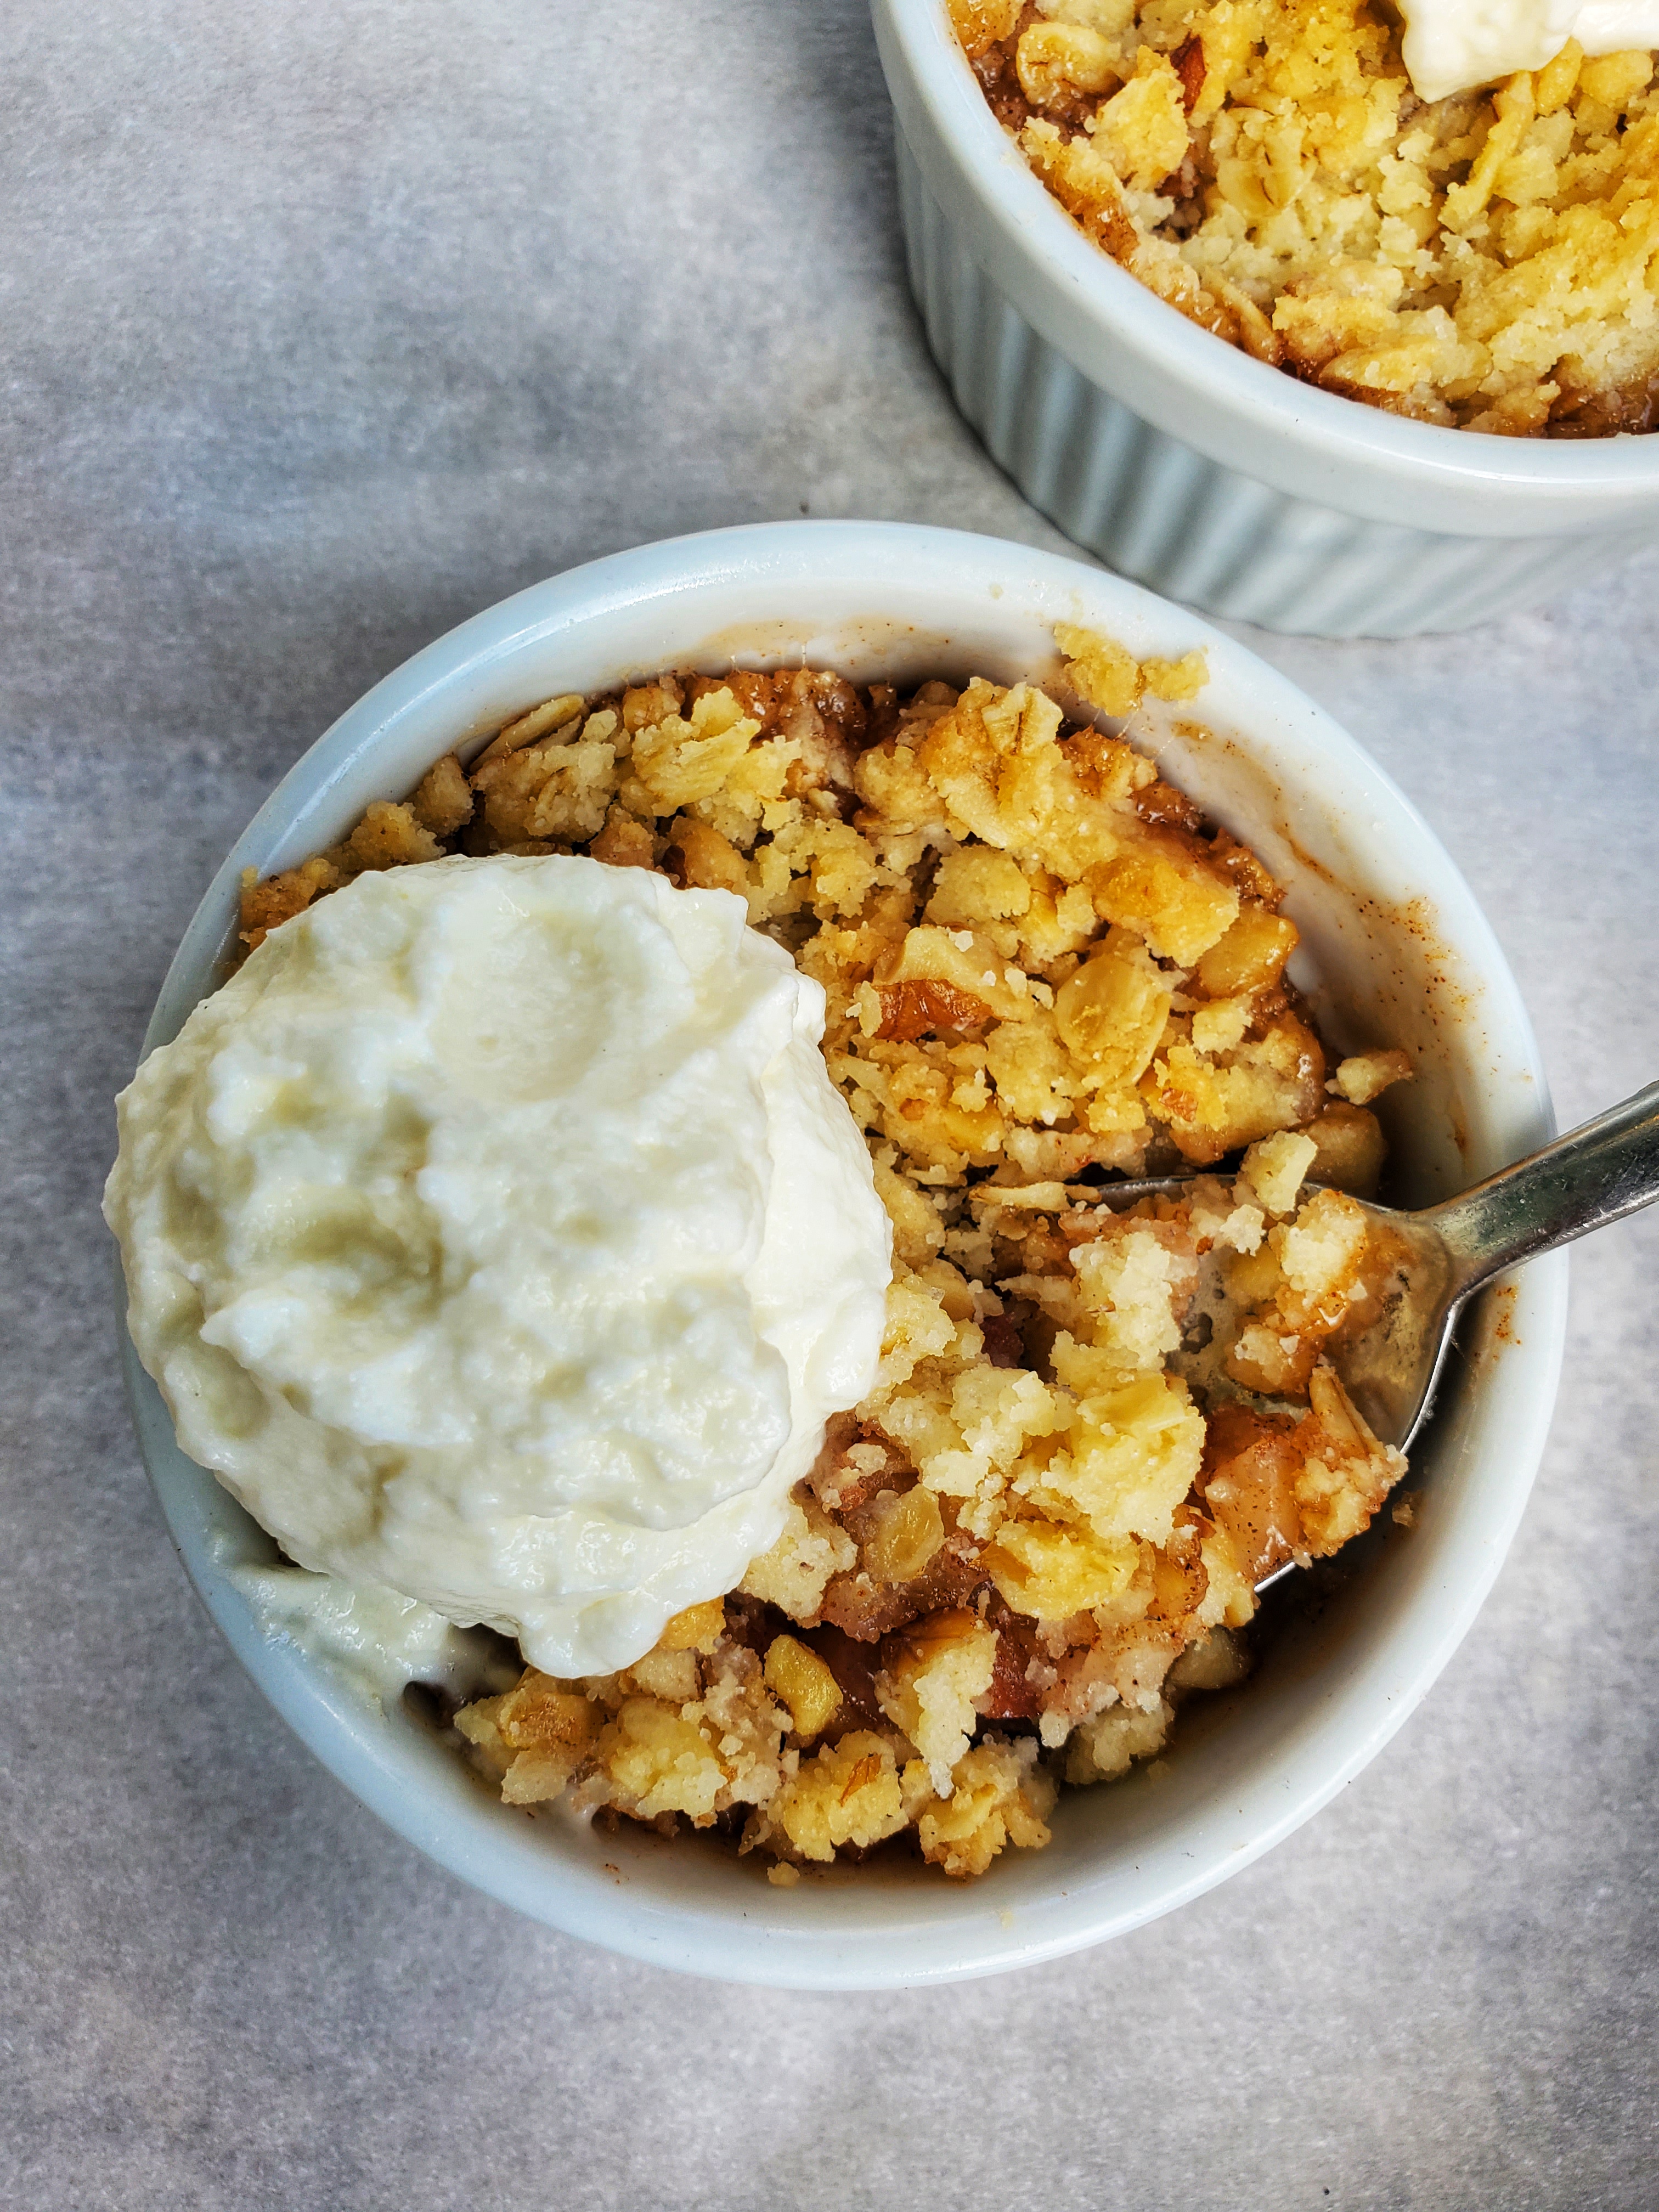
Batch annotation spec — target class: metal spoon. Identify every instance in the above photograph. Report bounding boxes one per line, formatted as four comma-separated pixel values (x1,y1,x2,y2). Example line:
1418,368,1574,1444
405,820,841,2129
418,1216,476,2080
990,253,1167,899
1088,1078,1659,1453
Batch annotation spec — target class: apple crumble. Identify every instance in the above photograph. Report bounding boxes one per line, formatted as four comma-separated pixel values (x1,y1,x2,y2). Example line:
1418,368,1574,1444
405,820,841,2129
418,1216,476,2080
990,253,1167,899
949,0,1659,434
241,626,1413,1880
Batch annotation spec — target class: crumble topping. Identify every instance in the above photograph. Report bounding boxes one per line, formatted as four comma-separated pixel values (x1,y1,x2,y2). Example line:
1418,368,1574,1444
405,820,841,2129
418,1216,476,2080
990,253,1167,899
950,0,1659,435
241,627,1414,1878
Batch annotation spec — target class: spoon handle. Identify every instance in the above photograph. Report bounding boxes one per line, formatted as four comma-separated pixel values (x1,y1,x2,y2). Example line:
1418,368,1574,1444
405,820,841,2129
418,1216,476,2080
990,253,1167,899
1427,1078,1659,1297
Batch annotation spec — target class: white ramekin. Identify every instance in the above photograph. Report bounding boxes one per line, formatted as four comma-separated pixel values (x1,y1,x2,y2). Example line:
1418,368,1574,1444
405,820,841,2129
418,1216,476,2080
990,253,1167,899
873,0,1659,637
121,521,1565,1987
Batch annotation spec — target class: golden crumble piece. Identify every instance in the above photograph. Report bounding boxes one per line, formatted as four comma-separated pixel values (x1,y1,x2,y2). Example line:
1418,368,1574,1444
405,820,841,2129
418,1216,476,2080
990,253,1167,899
1092,845,1239,966
668,815,748,898
238,855,340,950
1054,934,1171,1082
1332,1048,1415,1105
620,677,683,735
411,753,473,838
1057,622,1144,717
877,1610,998,1794
474,692,584,768
1034,1362,1209,1549
592,1698,730,1822
1092,49,1190,193
1293,1362,1407,1552
985,1517,1144,1621
1064,1699,1173,1787
1200,1361,1403,1585
745,1731,919,1864
1239,1128,1319,1217
1020,116,1140,262
1018,20,1119,110
658,1599,726,1655
588,804,656,871
739,1495,857,1620
337,800,443,874
1142,651,1209,702
471,711,622,846
862,1484,945,1584
1275,1186,1372,1327
1196,907,1300,997
1070,1221,1193,1370
454,1670,602,1806
1142,1006,1328,1165
624,1645,701,1705
917,1737,1058,1879
878,922,1029,1020
1304,1101,1388,1197
575,1647,790,1827
947,0,1020,61
624,687,761,816
764,1635,844,1739
926,846,1032,928
491,1672,599,1752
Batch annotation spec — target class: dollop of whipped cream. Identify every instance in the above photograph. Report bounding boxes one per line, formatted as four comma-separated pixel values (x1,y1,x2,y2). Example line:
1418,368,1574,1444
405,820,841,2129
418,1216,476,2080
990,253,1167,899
105,853,892,1677
1400,0,1659,103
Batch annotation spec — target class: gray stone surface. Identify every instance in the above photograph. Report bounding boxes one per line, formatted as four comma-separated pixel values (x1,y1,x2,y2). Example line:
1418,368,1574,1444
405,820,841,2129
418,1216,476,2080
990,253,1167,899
3,2,1655,2205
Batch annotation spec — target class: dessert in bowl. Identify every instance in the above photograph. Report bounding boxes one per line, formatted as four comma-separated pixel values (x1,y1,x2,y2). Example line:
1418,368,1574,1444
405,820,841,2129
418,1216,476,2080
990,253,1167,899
872,0,1659,633
955,1,1659,437
111,522,1564,1985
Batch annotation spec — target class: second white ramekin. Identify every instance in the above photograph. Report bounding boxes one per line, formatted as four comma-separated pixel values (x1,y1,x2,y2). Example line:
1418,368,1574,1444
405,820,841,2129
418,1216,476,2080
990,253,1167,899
120,522,1565,1986
873,0,1659,636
